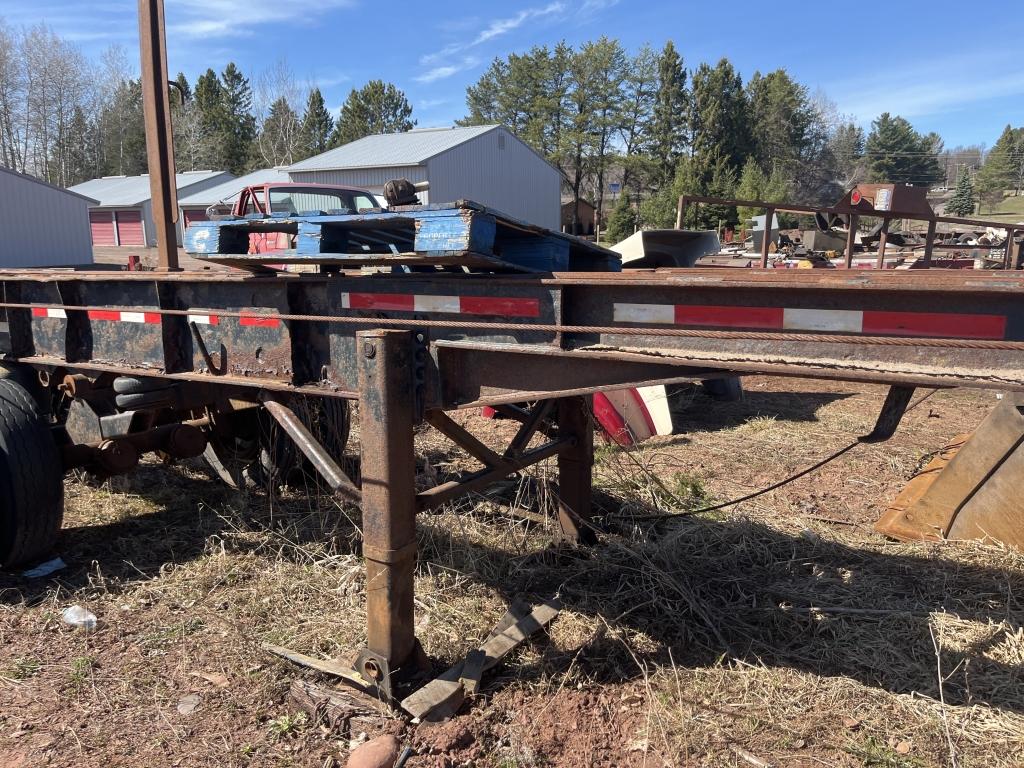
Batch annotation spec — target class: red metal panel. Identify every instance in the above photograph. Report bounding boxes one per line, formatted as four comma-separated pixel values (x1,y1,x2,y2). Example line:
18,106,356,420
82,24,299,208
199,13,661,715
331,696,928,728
89,210,115,246
115,209,144,246
182,208,208,228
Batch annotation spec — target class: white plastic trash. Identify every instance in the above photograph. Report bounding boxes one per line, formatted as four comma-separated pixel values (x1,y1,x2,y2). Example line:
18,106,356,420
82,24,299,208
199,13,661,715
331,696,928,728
62,605,97,631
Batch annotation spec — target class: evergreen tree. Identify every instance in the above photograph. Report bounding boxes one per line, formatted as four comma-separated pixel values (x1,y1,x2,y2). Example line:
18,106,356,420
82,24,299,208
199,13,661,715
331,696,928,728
257,96,302,167
831,121,866,188
330,80,414,147
193,68,228,168
690,59,750,174
946,167,976,216
604,193,638,244
299,88,333,158
863,113,942,186
219,62,257,173
976,125,1024,209
746,69,813,175
649,41,687,186
617,44,658,199
172,72,191,106
736,157,768,224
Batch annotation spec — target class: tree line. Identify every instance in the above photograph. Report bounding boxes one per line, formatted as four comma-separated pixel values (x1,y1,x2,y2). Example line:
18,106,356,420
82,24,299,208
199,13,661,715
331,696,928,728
1,19,1020,232
0,21,415,186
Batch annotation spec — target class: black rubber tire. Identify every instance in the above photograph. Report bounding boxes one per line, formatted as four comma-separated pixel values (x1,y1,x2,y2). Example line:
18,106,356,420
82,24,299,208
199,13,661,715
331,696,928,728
112,376,175,395
0,377,64,568
115,389,177,410
701,376,744,402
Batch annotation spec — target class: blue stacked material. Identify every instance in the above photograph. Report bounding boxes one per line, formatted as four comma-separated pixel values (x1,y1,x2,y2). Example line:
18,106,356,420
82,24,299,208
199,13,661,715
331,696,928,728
184,199,620,273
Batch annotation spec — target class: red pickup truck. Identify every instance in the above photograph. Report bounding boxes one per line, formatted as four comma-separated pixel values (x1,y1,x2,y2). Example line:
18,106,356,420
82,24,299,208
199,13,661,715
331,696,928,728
209,182,382,254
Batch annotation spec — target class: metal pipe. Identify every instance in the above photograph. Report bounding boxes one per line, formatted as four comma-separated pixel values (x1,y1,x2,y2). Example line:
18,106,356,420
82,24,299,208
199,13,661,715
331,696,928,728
138,0,180,271
876,218,890,269
262,399,361,503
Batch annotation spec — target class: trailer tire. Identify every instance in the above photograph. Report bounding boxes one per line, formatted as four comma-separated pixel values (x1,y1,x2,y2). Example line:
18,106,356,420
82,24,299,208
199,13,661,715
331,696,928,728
0,377,64,569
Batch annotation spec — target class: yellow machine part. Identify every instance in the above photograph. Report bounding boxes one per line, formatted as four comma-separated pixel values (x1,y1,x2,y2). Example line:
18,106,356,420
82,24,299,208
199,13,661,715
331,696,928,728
875,394,1024,549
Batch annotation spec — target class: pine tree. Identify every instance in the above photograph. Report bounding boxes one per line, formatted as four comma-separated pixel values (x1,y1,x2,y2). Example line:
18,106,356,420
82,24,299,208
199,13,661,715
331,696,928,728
690,59,750,175
605,193,638,244
735,157,768,224
299,88,333,159
330,80,414,147
172,72,191,106
219,62,256,173
946,167,977,216
746,69,813,175
193,68,228,168
976,125,1023,209
864,113,942,186
257,96,302,167
649,41,687,186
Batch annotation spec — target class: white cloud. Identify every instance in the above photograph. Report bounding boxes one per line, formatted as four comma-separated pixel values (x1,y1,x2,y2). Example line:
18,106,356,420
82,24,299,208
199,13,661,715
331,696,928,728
165,0,356,39
419,2,566,68
415,57,479,84
418,98,449,109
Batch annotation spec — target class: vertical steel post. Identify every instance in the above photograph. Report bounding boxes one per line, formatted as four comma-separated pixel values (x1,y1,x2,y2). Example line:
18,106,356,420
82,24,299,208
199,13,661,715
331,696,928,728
875,217,890,269
556,395,595,544
923,219,937,267
138,0,180,271
845,214,859,269
760,207,775,268
676,196,688,230
357,330,418,671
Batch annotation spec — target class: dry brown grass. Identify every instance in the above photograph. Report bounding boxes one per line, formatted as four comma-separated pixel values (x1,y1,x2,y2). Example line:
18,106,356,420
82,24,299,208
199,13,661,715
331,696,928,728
1,377,1022,767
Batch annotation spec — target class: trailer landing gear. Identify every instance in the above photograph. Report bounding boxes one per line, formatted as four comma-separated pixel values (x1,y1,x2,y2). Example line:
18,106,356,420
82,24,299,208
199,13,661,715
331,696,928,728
268,330,596,705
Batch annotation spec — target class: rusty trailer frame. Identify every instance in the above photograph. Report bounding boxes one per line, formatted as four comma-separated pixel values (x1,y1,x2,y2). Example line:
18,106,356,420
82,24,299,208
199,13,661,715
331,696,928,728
2,265,1024,699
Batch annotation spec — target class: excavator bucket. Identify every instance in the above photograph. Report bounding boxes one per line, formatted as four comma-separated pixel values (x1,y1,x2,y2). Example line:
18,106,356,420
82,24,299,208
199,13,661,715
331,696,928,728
875,393,1024,549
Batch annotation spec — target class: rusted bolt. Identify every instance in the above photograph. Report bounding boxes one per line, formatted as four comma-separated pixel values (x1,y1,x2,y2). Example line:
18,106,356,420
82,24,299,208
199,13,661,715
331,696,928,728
363,342,376,359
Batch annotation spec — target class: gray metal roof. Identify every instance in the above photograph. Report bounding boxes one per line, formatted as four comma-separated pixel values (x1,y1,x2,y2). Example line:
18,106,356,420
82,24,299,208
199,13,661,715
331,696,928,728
288,125,499,172
68,170,232,207
0,166,99,204
178,167,291,206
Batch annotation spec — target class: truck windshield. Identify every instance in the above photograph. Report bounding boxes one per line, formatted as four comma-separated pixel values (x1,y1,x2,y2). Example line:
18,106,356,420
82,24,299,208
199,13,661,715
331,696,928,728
267,187,376,215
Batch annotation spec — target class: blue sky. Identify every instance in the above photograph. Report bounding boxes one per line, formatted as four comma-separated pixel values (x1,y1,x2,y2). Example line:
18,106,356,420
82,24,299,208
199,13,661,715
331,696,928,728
4,0,1023,148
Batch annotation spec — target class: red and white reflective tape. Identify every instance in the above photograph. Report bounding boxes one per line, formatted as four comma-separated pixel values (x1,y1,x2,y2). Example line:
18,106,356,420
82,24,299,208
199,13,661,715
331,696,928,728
339,292,540,318
31,307,280,329
31,307,67,319
612,302,1008,340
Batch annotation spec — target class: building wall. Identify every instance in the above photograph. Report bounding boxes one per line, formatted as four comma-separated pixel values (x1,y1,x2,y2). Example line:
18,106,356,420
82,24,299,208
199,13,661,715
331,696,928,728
287,166,428,200
427,127,560,230
0,168,93,266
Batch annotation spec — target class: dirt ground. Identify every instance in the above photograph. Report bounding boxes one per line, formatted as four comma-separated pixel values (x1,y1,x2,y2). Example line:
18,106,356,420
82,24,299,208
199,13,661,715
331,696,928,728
1,377,1022,768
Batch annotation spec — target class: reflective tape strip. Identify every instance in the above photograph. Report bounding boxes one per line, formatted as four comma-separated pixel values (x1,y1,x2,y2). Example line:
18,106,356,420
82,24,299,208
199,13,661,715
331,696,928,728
239,315,281,328
0,322,8,333
612,302,1008,340
31,307,66,319
86,310,160,324
339,292,540,318
783,308,862,333
187,314,219,325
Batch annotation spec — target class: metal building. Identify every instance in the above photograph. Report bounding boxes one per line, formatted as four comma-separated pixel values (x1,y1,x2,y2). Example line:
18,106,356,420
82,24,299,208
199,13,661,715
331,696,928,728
287,125,562,230
0,166,97,267
69,170,232,247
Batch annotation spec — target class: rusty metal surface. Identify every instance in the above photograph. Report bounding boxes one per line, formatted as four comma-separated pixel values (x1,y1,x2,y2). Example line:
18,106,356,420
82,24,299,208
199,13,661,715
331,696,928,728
3,269,1024,404
262,399,360,503
356,330,418,685
138,0,179,271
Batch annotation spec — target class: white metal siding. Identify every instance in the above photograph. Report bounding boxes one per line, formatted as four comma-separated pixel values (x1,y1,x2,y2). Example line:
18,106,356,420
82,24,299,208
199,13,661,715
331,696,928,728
0,170,93,266
426,127,560,230
287,166,428,201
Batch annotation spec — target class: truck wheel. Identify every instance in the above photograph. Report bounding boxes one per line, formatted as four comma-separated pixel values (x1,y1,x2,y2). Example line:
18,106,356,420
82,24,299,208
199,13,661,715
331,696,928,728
256,396,351,487
701,377,744,402
0,377,64,568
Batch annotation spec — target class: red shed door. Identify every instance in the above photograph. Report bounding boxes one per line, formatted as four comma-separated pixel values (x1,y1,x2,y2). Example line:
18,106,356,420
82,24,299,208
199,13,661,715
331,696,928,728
89,210,115,246
182,208,208,228
115,209,144,246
